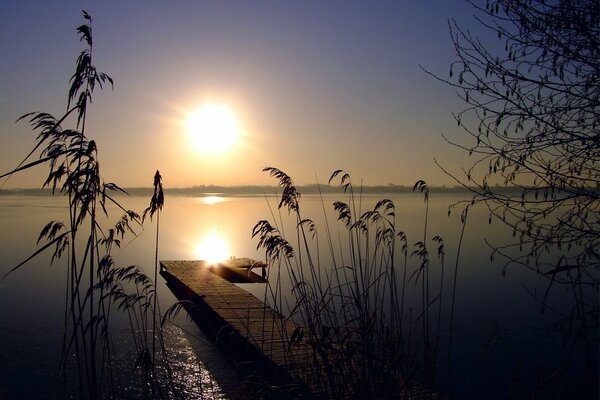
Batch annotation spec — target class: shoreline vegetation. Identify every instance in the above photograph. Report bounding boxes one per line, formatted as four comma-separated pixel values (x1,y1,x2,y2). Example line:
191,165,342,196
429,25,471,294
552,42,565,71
0,184,549,197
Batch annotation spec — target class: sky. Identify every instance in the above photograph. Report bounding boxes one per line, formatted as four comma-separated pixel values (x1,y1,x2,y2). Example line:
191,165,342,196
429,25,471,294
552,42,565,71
0,0,481,188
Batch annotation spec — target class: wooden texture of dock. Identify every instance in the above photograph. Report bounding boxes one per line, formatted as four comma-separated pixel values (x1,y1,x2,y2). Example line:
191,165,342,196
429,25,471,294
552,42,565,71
160,259,324,397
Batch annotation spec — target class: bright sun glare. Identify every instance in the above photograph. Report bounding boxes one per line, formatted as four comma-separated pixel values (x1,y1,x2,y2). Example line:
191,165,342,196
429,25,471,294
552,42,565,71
196,230,230,264
186,104,240,154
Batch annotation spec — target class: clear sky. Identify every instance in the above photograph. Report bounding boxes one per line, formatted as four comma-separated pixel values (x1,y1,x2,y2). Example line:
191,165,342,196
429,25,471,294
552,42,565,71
0,0,479,188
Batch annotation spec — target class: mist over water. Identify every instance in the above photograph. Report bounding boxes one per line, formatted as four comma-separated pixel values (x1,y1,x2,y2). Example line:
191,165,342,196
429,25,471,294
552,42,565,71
0,193,596,399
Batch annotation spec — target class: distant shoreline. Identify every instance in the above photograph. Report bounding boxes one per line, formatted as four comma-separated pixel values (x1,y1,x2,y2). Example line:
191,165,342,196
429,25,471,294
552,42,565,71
0,184,525,197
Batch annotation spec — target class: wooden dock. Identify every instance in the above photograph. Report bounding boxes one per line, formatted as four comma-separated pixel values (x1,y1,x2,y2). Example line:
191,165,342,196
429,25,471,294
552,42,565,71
160,259,323,397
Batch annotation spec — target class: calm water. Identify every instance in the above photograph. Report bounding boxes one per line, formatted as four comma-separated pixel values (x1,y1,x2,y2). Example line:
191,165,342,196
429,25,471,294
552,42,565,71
0,192,596,399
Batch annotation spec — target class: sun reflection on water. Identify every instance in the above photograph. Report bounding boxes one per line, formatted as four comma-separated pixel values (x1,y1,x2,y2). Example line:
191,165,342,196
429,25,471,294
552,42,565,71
195,228,230,264
200,196,225,205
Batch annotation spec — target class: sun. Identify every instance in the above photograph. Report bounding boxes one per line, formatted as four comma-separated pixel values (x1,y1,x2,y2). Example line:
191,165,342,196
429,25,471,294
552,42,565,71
186,104,240,154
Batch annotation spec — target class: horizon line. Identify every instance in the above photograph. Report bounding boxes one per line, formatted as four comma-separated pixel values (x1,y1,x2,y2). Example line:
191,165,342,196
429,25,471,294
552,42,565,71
0,183,519,196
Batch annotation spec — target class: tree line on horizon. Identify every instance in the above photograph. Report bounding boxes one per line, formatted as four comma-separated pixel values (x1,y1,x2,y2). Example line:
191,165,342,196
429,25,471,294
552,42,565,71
0,182,564,196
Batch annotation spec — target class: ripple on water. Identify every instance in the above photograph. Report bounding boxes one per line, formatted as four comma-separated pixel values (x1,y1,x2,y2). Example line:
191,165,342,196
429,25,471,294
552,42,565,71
165,329,228,399
101,323,236,399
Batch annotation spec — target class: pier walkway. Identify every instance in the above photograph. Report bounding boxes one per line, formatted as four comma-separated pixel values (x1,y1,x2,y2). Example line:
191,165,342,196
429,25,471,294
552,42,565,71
160,259,322,397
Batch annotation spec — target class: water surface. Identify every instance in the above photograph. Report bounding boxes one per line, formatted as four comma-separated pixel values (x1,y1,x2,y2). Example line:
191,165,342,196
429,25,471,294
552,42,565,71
0,192,596,399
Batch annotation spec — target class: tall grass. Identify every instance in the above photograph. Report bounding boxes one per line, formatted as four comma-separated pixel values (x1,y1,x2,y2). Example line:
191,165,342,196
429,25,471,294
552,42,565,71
252,167,465,399
0,12,176,399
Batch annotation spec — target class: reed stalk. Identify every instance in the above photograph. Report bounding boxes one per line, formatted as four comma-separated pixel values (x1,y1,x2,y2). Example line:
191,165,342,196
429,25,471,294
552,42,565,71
253,167,451,398
447,205,468,393
0,12,178,399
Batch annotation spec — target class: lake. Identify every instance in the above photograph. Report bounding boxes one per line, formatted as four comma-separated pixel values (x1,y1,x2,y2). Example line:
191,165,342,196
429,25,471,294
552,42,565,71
0,191,596,399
